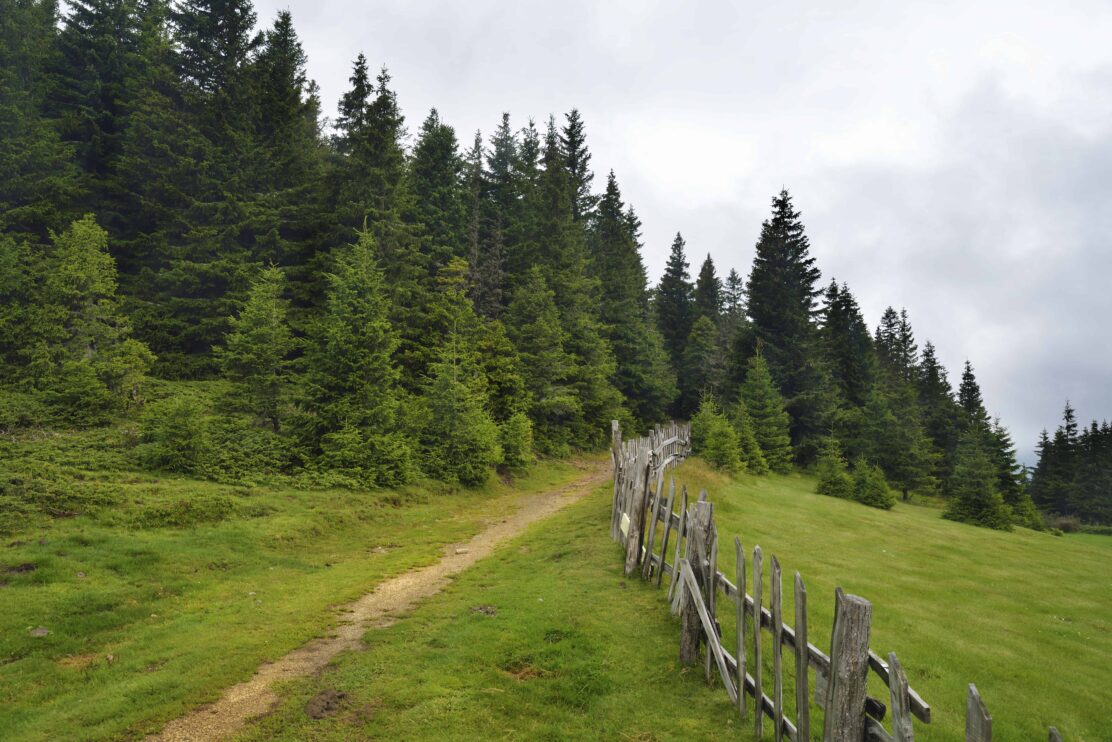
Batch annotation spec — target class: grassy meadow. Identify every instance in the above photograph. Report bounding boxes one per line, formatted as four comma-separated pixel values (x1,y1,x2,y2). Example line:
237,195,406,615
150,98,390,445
0,393,591,741
238,460,1111,742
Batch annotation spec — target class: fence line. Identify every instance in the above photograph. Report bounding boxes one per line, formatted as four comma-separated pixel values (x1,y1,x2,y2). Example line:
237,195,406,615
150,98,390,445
608,420,1062,741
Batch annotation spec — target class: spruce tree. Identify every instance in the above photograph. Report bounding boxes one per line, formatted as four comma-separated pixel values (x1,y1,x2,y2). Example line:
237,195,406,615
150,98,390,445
944,432,1013,530
740,352,793,473
743,189,830,459
560,108,597,222
816,437,854,499
418,332,502,486
590,171,675,425
297,228,414,485
690,396,741,472
656,232,694,374
821,281,875,407
31,216,154,423
729,398,768,475
693,253,722,321
0,0,81,237
411,108,468,269
958,360,991,433
679,315,722,417
505,267,578,455
215,266,293,431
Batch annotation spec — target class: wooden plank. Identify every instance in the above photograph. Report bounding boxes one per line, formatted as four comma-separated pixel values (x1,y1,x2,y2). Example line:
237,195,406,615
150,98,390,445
823,592,872,742
772,556,784,742
667,488,688,606
965,684,991,742
723,652,800,742
680,500,714,667
681,561,738,704
1048,728,1062,742
705,510,718,683
641,465,666,580
795,572,810,742
753,545,764,740
622,446,650,576
655,478,677,587
886,652,914,742
736,537,747,720
869,650,931,723
866,717,894,742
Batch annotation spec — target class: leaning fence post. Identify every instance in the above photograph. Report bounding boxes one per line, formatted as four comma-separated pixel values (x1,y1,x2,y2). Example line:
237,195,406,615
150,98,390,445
1048,728,1062,742
667,487,688,606
679,500,713,666
771,555,784,742
655,478,677,588
965,684,991,742
794,572,810,742
623,444,651,576
735,537,747,721
887,652,914,741
823,592,872,742
753,545,764,739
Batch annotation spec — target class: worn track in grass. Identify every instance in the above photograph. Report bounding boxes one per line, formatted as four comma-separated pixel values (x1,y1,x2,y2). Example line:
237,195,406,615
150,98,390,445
148,460,609,741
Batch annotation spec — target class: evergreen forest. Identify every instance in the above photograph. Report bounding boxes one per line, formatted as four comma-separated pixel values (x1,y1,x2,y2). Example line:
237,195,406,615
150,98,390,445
2,0,1108,530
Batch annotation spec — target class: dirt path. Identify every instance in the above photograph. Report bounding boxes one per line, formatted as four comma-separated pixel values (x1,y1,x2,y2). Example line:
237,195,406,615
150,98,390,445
148,460,610,741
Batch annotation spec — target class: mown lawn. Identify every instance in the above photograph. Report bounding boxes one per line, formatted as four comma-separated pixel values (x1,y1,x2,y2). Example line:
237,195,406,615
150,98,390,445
237,483,748,741
670,459,1112,742
0,416,592,741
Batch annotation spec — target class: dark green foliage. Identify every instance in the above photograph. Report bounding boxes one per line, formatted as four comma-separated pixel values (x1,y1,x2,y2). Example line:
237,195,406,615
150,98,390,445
418,335,502,486
296,229,414,485
136,396,210,473
28,216,154,423
0,0,81,237
1031,404,1112,524
690,397,741,472
816,438,854,499
821,281,874,407
560,108,597,222
944,433,1013,530
506,267,578,456
693,253,722,321
678,315,722,417
739,353,793,473
498,412,535,471
958,361,990,433
728,400,768,475
853,459,896,509
655,232,694,376
215,266,293,431
411,109,467,268
743,190,830,458
590,171,674,425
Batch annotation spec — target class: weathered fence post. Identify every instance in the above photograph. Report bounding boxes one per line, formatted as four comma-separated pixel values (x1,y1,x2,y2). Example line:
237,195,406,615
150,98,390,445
667,487,688,606
823,591,872,742
623,442,651,576
655,478,677,588
1048,728,1062,742
679,500,714,666
887,652,914,742
753,545,764,739
735,537,748,720
771,555,784,741
794,572,810,741
965,684,991,742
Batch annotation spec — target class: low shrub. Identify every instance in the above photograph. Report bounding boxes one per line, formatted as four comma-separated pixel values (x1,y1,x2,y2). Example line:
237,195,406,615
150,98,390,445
691,397,741,473
815,437,854,499
135,397,211,474
499,412,535,471
853,460,896,509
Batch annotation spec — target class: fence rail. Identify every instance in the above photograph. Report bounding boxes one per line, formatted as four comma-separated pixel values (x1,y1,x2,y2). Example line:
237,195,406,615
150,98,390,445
608,421,1062,741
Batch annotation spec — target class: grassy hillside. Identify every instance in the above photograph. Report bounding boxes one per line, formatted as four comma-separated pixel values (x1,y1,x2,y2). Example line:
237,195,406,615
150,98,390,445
675,459,1111,741
0,386,591,741
238,460,1111,741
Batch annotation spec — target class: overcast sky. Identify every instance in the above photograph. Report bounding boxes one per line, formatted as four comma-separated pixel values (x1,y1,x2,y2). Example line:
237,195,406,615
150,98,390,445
256,0,1112,462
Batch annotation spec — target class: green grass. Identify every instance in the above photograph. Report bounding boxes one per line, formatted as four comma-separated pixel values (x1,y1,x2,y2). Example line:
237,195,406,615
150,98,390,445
238,460,1112,742
0,406,591,741
237,482,747,741
670,459,1112,742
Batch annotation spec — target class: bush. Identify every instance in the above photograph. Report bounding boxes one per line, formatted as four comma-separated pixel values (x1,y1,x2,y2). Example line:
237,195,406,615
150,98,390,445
136,397,211,474
0,388,49,432
853,460,896,509
1044,514,1082,533
816,438,854,499
202,417,296,483
39,359,117,426
317,426,418,488
499,412,535,471
1008,494,1045,531
691,397,741,473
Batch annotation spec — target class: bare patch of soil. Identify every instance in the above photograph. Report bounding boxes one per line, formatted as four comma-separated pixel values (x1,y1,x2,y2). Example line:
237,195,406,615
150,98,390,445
304,689,346,719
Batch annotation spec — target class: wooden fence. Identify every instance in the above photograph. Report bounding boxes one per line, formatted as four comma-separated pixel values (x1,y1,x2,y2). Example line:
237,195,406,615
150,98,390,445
609,421,1064,742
